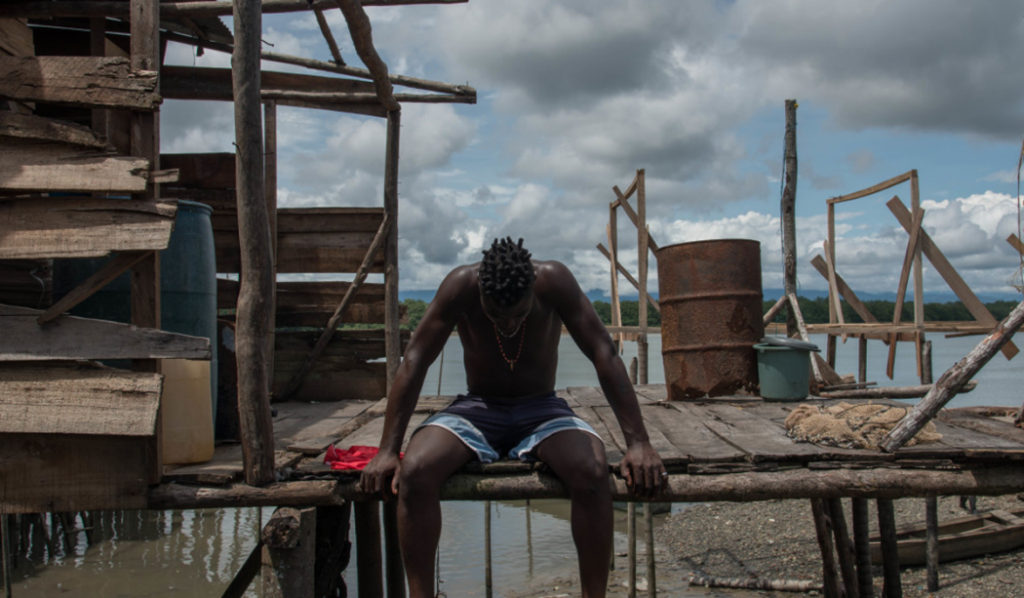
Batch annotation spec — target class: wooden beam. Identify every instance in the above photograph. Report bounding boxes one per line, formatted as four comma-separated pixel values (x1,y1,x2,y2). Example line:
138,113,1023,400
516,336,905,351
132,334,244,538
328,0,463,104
596,244,660,313
158,30,475,97
782,100,799,338
384,110,401,391
2,303,211,361
1008,233,1024,255
828,171,913,205
0,111,108,148
161,65,375,99
0,140,150,193
161,152,236,189
612,185,660,252
261,507,316,597
788,292,823,384
277,214,390,401
763,296,787,326
819,381,976,400
0,197,176,260
886,205,923,379
0,56,159,110
37,251,152,323
260,90,475,104
880,299,1024,452
810,255,878,326
148,464,1024,508
0,0,470,19
0,361,160,435
887,196,1018,359
0,17,34,57
314,6,346,66
822,240,845,334
234,0,276,487
335,0,399,110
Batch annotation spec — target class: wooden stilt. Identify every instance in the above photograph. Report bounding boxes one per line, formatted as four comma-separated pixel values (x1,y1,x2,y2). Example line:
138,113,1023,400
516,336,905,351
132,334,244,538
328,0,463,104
608,208,622,354
876,499,902,598
858,337,868,384
1,515,11,598
629,357,638,385
636,169,649,385
484,500,493,598
261,507,316,598
627,502,636,598
221,541,263,598
781,99,799,339
644,502,656,598
925,497,939,592
355,502,384,598
383,109,401,392
851,498,875,598
263,100,278,392
810,499,843,598
828,498,859,598
314,504,352,598
526,499,534,576
383,501,404,598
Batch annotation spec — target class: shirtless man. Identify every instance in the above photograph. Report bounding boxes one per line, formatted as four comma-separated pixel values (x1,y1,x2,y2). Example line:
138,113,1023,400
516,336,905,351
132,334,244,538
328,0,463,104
359,237,666,598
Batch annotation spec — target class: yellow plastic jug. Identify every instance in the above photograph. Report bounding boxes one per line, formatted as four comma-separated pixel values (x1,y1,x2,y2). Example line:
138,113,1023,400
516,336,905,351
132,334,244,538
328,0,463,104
160,359,215,465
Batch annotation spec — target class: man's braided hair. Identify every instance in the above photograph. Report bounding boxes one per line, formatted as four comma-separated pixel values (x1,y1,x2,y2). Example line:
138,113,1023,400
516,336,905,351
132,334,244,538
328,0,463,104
479,237,536,307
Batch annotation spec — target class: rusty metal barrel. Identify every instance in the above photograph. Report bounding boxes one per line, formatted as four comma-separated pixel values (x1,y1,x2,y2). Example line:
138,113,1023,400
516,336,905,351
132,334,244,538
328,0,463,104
656,239,764,400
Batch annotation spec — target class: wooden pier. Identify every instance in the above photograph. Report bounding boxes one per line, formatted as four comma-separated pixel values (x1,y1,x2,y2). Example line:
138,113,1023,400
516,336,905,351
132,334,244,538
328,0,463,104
154,385,1024,507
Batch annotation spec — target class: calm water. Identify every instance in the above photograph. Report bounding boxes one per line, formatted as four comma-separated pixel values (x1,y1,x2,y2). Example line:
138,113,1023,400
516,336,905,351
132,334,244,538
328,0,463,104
8,332,1021,596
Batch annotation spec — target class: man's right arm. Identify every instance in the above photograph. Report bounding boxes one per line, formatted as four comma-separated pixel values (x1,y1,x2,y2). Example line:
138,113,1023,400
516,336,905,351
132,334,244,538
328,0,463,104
358,267,468,496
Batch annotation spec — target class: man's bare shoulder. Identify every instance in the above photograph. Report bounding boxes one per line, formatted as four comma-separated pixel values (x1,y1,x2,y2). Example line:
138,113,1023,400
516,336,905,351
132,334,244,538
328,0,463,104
533,260,582,298
434,263,481,305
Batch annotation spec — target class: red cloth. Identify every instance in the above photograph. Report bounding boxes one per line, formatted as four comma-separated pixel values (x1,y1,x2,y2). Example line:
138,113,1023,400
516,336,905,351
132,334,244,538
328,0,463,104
324,445,401,471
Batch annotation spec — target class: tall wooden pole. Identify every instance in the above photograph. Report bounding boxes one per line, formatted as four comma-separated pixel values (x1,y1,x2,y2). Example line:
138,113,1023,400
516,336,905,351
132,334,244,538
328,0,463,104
608,209,622,353
781,100,799,339
636,169,649,385
233,0,276,486
264,100,278,393
131,0,162,482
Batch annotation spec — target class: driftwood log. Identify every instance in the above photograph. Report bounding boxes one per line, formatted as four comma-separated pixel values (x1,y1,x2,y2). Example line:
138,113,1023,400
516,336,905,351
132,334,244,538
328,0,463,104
880,298,1024,452
149,465,1024,509
819,381,976,400
689,575,823,593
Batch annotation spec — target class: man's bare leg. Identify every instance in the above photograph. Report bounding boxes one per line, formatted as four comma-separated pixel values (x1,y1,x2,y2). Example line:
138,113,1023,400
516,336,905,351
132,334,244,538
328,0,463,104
536,431,612,598
397,426,475,598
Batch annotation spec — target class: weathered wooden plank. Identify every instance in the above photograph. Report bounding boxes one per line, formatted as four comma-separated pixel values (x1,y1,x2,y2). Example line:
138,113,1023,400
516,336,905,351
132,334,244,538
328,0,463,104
936,409,1024,447
218,279,402,325
161,65,375,102
272,359,387,403
570,404,624,466
693,402,822,462
566,386,616,407
211,208,384,234
216,230,385,274
634,384,668,403
0,140,150,193
658,402,748,463
271,400,376,448
595,404,686,464
160,152,235,189
0,197,176,259
1,304,211,361
0,433,150,514
0,361,160,435
337,412,429,452
0,18,33,57
0,56,160,110
0,112,108,148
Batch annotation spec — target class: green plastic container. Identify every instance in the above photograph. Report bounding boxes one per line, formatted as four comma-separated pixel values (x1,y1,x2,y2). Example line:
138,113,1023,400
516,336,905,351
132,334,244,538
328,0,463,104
53,200,218,422
754,343,811,401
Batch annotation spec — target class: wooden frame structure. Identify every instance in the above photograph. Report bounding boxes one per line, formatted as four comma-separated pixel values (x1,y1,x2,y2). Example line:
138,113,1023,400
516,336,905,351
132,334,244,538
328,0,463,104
597,169,659,383
822,171,1019,384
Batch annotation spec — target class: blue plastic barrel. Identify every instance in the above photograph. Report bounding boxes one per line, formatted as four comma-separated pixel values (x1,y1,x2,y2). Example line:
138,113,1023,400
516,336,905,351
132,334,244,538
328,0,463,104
52,200,219,423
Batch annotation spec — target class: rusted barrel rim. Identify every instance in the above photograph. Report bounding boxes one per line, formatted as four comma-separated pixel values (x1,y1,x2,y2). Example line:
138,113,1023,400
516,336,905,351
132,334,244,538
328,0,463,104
659,290,762,305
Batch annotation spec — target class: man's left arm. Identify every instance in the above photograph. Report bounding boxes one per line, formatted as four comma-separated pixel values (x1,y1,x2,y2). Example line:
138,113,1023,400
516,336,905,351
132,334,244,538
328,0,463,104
547,262,667,497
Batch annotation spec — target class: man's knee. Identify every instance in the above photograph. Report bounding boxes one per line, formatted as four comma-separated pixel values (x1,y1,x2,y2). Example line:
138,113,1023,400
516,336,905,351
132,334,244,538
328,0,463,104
566,457,609,496
398,453,444,496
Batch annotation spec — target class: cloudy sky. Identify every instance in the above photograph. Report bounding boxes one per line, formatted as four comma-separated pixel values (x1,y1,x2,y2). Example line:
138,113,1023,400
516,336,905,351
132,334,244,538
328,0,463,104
161,0,1024,299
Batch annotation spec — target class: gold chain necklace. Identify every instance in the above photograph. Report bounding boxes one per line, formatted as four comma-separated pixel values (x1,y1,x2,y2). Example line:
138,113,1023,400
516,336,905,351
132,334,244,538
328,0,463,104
493,322,526,371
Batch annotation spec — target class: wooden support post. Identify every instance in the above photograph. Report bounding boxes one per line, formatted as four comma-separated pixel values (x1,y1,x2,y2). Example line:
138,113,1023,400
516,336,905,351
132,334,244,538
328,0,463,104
627,501,637,598
925,497,939,592
233,0,276,487
886,205,924,380
788,293,824,384
90,17,107,136
484,500,493,598
384,109,402,391
876,499,902,598
1,515,10,598
314,504,353,598
38,251,152,324
921,340,933,386
629,356,638,385
383,501,404,598
596,244,660,313
264,101,278,393
763,296,788,326
261,507,315,598
810,499,843,598
335,0,399,111
644,502,656,598
607,209,622,353
881,299,1024,452
636,169,649,384
355,502,384,598
782,99,799,339
858,337,868,384
131,0,162,483
910,171,924,330
222,541,263,598
828,498,859,598
851,498,875,598
313,7,345,66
